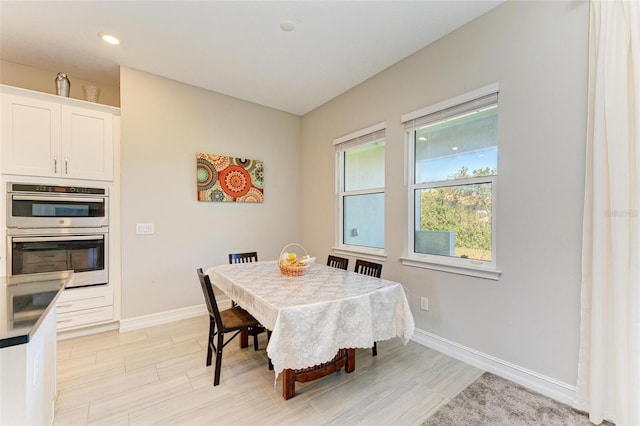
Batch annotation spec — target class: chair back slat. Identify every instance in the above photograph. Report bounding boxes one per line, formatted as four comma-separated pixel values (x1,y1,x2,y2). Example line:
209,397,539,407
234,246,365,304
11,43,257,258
327,255,349,270
197,268,223,325
354,259,382,278
229,252,258,264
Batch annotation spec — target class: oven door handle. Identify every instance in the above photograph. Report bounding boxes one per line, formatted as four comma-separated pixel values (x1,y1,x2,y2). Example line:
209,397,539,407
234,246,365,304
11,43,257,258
11,235,104,243
12,195,105,203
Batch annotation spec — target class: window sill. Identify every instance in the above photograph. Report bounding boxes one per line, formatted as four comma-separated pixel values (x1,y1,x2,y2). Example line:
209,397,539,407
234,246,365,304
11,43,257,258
400,256,502,280
332,246,387,263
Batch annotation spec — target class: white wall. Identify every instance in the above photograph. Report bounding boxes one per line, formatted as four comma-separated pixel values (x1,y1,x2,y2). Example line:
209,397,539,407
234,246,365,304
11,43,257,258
300,0,588,388
119,67,302,319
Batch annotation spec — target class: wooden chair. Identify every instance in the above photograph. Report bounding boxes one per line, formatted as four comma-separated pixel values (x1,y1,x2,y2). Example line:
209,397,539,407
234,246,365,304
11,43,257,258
327,255,349,270
354,259,382,278
354,259,383,356
197,268,262,386
228,252,258,264
228,252,267,352
228,252,256,312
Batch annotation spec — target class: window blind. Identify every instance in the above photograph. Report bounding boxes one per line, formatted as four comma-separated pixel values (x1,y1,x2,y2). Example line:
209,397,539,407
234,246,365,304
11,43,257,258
403,92,498,132
333,122,386,151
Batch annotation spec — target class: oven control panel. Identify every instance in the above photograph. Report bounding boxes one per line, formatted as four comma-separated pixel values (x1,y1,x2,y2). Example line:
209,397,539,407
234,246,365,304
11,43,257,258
10,183,106,195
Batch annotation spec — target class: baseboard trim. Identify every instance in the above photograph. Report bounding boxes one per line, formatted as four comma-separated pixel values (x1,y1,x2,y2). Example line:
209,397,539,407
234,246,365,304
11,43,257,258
119,304,208,332
411,327,576,405
57,321,119,341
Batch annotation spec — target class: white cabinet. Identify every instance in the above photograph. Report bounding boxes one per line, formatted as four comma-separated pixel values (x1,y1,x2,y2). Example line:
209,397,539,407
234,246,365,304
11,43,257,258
1,85,117,181
0,95,60,177
55,286,114,331
61,106,114,180
0,305,57,426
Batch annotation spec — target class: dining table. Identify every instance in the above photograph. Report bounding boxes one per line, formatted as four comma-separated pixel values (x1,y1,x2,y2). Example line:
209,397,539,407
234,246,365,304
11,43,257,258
205,260,415,399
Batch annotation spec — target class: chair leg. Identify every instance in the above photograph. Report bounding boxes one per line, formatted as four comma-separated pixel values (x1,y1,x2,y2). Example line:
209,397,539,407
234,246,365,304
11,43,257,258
253,329,259,351
267,330,273,370
206,318,215,366
372,341,377,357
213,331,224,386
239,329,249,348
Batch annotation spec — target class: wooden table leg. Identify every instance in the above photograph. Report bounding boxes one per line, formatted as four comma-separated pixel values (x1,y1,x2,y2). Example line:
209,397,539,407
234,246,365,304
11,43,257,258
239,329,248,348
281,348,355,400
345,348,356,373
283,369,296,400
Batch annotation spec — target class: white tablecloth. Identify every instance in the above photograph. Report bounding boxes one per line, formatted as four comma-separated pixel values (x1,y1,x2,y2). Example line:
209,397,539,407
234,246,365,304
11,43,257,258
206,261,415,377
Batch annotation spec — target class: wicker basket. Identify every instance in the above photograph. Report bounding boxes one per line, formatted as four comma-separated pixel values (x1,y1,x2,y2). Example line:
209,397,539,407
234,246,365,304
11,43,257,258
279,243,312,276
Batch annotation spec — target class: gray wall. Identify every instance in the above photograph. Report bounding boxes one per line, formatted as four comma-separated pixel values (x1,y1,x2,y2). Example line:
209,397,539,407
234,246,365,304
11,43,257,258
300,0,588,386
119,67,302,318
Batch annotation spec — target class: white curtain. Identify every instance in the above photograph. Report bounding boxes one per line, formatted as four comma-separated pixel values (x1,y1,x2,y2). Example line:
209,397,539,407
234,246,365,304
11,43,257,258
574,1,639,425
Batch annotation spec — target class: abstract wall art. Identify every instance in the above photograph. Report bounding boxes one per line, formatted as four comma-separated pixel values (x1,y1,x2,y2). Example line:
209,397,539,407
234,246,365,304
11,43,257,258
197,153,264,203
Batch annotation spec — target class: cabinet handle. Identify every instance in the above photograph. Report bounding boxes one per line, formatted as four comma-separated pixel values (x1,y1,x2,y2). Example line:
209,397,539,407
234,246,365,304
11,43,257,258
54,154,58,173
65,156,69,175
57,318,73,323
57,304,73,308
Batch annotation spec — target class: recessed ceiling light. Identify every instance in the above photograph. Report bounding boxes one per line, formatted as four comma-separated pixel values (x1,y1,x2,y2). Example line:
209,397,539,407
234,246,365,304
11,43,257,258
418,136,427,141
452,146,459,151
98,32,121,45
280,21,295,32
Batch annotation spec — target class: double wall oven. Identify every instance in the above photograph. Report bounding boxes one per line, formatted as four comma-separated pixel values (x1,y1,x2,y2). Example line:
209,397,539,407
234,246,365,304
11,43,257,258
6,183,109,288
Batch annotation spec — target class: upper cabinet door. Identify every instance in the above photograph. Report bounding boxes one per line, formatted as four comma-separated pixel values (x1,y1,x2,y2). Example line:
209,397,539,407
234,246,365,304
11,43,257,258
1,86,117,181
61,106,113,181
1,94,61,177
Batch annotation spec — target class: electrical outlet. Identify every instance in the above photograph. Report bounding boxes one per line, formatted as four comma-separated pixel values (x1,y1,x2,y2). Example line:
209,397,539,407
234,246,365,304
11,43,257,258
420,296,429,311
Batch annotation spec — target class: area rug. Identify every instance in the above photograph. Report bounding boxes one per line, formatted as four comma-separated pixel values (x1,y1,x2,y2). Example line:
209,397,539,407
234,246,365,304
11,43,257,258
423,372,598,425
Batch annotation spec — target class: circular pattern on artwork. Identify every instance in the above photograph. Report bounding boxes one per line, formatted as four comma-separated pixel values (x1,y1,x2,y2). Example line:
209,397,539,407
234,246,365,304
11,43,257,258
218,165,252,198
231,157,256,171
251,164,264,188
237,187,264,203
196,158,217,190
210,155,231,171
210,188,227,202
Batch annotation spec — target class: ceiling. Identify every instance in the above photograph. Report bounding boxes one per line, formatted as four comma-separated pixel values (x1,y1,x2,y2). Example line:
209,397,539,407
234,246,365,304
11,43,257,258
0,1,503,116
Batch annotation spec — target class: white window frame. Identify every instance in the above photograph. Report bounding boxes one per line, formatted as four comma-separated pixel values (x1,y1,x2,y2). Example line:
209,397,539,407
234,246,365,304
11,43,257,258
333,122,387,261
401,83,502,280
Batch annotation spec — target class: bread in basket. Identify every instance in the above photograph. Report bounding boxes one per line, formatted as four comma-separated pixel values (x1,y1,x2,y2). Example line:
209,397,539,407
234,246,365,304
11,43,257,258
279,243,315,276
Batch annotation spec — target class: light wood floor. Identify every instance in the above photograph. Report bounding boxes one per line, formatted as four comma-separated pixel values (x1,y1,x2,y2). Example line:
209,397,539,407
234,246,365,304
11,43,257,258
54,315,483,425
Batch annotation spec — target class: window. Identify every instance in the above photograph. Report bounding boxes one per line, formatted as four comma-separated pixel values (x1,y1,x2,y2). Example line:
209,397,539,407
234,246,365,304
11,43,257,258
402,84,501,279
334,123,385,253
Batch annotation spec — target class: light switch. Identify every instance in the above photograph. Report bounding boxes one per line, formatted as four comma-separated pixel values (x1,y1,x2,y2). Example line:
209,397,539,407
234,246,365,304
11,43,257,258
136,223,155,235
